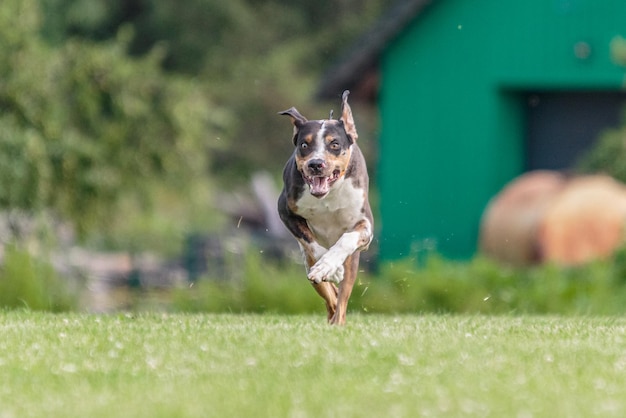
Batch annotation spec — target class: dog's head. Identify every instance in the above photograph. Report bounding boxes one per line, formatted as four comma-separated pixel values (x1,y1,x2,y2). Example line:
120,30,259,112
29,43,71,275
279,90,358,199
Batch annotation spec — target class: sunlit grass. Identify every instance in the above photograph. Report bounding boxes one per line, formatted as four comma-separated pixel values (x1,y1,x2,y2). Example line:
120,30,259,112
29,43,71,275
1,312,626,417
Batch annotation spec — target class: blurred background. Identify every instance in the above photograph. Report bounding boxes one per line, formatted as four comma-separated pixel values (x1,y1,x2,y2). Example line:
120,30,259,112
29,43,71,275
3,0,626,314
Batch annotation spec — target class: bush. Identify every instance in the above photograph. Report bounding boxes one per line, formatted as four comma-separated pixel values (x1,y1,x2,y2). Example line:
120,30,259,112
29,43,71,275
171,251,323,314
353,254,626,315
577,108,626,182
171,248,626,315
0,0,225,238
0,245,77,311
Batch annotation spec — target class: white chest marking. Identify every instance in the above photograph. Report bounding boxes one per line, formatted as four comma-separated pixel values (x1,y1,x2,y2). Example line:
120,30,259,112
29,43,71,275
295,177,365,248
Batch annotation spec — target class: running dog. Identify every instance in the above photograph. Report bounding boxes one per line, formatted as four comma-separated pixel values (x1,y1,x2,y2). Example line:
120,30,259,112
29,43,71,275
277,90,373,325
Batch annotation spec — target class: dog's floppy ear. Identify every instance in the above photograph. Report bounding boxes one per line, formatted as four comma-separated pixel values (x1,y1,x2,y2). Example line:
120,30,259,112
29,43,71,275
339,90,358,143
278,107,308,145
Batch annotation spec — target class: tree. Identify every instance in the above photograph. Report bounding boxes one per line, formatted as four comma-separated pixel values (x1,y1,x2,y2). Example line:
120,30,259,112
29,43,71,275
0,0,228,235
37,0,391,184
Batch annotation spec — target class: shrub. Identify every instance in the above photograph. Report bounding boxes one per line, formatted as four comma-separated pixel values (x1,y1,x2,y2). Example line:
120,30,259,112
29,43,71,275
353,253,626,315
171,248,626,315
577,108,626,183
0,244,77,311
171,250,323,314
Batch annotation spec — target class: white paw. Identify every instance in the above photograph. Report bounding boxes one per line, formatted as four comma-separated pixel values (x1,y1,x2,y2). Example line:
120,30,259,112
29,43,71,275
308,254,344,284
327,266,344,284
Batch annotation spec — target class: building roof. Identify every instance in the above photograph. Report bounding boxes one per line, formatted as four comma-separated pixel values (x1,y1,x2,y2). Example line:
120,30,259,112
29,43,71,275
315,0,433,100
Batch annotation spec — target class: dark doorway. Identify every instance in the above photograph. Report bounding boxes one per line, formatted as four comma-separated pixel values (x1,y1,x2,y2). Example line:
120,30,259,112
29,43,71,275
525,91,626,171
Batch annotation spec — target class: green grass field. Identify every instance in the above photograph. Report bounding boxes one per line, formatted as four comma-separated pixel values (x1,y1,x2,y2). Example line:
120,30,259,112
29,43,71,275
2,312,626,417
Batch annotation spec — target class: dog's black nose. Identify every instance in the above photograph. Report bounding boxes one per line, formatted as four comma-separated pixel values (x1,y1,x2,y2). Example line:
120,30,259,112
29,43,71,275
307,159,326,173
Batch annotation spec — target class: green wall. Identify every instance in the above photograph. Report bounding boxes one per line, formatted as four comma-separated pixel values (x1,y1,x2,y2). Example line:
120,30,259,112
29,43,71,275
378,0,626,260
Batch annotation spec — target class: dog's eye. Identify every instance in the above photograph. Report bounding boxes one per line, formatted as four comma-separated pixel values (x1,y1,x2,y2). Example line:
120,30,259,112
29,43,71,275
329,142,340,150
300,143,308,149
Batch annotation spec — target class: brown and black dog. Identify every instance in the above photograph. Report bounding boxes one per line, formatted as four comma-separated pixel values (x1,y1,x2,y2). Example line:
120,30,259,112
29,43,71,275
278,90,373,325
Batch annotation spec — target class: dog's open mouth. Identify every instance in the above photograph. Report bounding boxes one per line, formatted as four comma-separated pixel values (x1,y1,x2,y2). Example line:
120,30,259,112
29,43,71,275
305,170,340,198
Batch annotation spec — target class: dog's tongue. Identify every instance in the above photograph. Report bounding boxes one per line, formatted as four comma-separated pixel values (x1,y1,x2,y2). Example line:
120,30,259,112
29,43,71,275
310,176,330,197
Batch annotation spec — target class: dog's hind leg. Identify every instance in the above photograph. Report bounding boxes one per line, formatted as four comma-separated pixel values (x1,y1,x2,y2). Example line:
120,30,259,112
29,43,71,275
330,252,360,325
312,282,338,321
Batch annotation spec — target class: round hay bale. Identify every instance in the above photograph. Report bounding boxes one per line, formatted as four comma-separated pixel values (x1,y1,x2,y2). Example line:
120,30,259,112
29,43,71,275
479,170,567,265
538,175,626,265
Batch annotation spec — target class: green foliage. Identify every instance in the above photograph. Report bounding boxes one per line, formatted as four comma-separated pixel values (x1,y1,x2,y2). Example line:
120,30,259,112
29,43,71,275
2,313,626,417
577,110,626,182
357,254,626,315
40,0,391,75
0,245,76,311
171,249,626,315
0,0,390,253
1,0,226,236
171,251,323,313
93,183,225,255
38,0,391,184
197,0,389,183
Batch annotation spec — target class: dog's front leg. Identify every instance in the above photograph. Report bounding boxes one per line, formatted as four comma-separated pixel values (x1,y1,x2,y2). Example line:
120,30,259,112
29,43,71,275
279,209,338,320
304,241,344,285
308,219,372,284
298,241,338,321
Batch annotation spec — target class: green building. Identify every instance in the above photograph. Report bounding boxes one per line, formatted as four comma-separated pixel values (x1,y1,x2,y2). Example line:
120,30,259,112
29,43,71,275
318,0,626,260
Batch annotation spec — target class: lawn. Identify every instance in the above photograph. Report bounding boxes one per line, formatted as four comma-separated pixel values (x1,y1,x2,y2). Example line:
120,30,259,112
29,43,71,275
1,312,626,417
